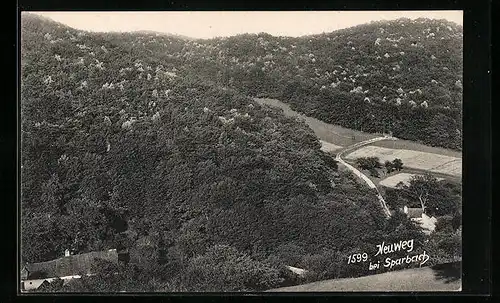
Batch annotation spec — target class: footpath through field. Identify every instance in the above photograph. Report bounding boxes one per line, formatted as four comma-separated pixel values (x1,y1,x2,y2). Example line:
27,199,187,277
335,135,396,218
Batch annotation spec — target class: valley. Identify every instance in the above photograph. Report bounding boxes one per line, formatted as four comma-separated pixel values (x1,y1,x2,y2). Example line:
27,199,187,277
255,97,462,181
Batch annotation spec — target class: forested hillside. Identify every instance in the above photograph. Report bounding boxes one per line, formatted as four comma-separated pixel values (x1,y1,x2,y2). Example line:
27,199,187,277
20,14,461,292
205,18,463,150
217,20,462,149
25,16,462,150
78,17,462,150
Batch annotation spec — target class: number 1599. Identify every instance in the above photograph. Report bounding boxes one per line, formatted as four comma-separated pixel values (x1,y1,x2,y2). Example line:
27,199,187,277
347,253,368,264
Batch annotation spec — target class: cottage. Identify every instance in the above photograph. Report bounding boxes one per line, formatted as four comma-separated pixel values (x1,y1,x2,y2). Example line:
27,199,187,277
286,265,307,277
403,206,423,218
20,248,128,291
402,206,437,235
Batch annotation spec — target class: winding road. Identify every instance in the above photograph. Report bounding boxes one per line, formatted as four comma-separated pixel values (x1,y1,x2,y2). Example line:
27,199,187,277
335,135,396,218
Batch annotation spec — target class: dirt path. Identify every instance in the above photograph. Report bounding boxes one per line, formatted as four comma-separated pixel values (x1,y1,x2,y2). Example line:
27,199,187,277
336,136,395,218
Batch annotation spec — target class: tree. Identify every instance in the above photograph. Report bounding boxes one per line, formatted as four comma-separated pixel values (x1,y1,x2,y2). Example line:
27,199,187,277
21,215,59,263
392,158,403,171
355,157,382,170
302,249,349,282
369,168,380,178
435,215,455,233
396,173,438,213
384,160,394,173
423,228,462,265
39,173,64,215
275,243,306,267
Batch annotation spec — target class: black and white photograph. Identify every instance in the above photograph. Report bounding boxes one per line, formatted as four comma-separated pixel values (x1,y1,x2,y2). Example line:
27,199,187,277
19,10,464,293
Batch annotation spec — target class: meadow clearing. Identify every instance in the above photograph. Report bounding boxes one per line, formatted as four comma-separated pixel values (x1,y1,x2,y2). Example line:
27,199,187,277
371,139,462,158
379,173,445,188
344,146,462,177
254,98,462,178
320,140,343,153
254,98,379,147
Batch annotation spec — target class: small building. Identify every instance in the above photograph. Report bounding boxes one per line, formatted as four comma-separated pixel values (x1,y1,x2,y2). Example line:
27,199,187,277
286,265,307,277
21,248,128,291
402,206,437,235
403,206,423,218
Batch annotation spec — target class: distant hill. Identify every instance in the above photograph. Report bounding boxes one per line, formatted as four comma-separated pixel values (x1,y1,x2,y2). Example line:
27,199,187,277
108,18,463,149
132,30,194,40
24,13,462,149
198,18,463,150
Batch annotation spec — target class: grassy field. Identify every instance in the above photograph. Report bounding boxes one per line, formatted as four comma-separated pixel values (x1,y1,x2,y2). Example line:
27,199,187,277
372,139,462,158
344,146,462,177
267,264,461,292
255,97,462,179
343,158,462,184
320,140,343,153
379,173,445,188
254,98,462,158
255,98,379,147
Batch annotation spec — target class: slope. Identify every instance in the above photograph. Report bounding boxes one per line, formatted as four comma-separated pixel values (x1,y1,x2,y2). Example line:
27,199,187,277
268,262,461,292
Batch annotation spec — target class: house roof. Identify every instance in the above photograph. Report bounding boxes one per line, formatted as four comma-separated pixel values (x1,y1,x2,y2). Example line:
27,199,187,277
23,249,118,279
419,214,438,231
406,207,424,218
287,266,307,276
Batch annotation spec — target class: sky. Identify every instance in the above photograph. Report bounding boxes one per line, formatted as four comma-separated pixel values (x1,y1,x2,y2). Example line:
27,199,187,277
30,11,463,39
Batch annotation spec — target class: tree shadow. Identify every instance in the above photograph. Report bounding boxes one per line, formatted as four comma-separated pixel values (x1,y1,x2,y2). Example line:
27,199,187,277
431,261,461,283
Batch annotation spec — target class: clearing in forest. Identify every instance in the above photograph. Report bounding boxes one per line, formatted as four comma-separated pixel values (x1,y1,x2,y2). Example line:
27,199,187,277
345,146,462,177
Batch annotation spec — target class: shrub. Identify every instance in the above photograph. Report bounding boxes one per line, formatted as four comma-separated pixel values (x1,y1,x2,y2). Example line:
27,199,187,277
369,168,380,178
355,157,382,170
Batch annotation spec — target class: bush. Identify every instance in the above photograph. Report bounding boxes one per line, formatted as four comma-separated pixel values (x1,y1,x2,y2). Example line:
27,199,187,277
369,168,380,178
263,254,305,287
392,158,404,171
355,157,382,170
